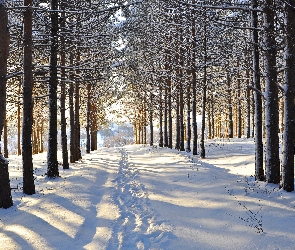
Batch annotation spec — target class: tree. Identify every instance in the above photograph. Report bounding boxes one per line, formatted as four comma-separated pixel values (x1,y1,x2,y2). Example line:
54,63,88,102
22,0,36,195
0,0,13,208
59,0,69,169
47,0,59,178
281,0,295,192
263,0,280,184
251,0,264,181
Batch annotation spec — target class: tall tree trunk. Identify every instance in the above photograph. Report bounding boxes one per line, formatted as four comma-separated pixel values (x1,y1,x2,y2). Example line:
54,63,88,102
159,87,163,147
0,1,13,208
211,99,215,138
175,92,180,150
32,124,36,154
40,121,44,153
90,102,97,151
200,20,207,158
149,93,153,146
134,123,138,144
191,0,198,155
237,78,242,138
164,86,168,147
168,78,173,149
282,0,295,192
60,0,69,169
186,85,191,152
192,76,198,155
22,0,35,194
90,129,96,151
252,0,264,181
263,0,280,184
227,73,233,138
279,98,284,133
47,0,59,178
246,70,251,139
208,101,212,139
144,121,147,144
139,109,142,144
178,11,185,152
200,84,207,158
17,81,21,156
141,105,147,144
86,84,91,154
69,54,75,162
74,63,81,161
179,83,185,151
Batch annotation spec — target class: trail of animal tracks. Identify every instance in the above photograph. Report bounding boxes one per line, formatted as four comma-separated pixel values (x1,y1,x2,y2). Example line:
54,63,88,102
1,139,295,249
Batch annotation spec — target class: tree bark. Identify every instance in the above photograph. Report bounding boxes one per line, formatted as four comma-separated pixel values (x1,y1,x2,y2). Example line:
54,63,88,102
47,0,59,178
263,0,280,184
168,78,173,149
227,73,233,138
159,87,163,147
74,60,81,161
200,20,207,159
17,81,21,155
246,70,251,139
149,93,153,146
86,84,91,154
69,80,75,162
179,83,185,151
0,1,13,208
282,0,295,192
175,92,180,150
22,0,35,193
191,0,198,155
164,86,168,147
252,0,264,181
186,85,191,152
237,78,242,138
90,102,97,151
60,0,69,169
200,84,207,158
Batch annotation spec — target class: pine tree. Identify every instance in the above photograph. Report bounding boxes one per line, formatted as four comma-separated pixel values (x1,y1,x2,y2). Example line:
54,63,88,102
0,0,13,208
47,0,59,178
282,0,295,192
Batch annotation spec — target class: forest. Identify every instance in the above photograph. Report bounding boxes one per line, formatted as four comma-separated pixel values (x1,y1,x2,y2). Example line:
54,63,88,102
0,0,295,210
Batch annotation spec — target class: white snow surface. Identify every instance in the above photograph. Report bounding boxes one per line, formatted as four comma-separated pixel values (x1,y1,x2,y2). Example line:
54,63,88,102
1,138,295,249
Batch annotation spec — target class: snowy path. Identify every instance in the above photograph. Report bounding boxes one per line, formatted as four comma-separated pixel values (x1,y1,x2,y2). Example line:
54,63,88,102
1,140,295,249
106,148,171,250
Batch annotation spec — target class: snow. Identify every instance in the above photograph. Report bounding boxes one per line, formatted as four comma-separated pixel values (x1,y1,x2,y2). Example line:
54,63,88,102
1,138,295,249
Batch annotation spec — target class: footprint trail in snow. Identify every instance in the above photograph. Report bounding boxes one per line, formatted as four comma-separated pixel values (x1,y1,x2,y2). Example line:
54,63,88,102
107,148,172,250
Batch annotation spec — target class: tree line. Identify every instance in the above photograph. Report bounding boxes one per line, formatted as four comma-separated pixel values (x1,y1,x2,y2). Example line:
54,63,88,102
0,0,295,209
0,0,138,208
117,0,295,192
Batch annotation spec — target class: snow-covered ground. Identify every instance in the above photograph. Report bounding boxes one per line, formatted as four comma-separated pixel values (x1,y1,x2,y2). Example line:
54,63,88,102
1,138,295,249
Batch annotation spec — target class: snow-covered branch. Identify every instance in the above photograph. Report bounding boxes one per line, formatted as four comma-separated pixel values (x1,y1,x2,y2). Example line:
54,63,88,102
176,0,262,12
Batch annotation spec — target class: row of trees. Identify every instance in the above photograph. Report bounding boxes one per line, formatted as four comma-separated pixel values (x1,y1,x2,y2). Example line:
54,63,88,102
117,0,295,192
1,0,295,208
0,0,138,208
